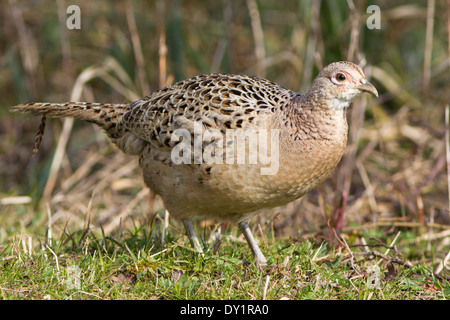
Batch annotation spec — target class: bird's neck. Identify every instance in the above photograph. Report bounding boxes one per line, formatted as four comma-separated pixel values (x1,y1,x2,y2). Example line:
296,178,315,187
283,93,349,142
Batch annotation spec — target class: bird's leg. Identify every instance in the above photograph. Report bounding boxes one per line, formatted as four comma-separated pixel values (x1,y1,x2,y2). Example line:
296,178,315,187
238,222,268,269
183,220,204,253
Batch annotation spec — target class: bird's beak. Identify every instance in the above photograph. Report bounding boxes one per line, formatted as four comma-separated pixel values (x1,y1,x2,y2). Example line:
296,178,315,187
356,80,378,97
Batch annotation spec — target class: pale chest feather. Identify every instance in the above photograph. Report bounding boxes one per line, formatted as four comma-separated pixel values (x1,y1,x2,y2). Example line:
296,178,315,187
139,111,348,221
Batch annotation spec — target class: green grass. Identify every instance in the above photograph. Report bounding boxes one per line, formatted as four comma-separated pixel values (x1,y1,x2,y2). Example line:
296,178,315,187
1,220,448,300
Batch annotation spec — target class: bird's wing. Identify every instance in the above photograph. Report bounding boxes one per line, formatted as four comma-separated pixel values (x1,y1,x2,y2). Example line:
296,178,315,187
121,74,293,150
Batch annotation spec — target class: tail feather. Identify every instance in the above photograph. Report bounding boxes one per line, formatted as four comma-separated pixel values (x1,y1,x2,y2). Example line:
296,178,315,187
10,102,129,128
11,102,132,154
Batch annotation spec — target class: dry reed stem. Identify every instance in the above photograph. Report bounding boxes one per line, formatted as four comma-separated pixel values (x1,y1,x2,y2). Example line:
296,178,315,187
445,105,450,213
8,0,40,97
0,196,32,205
423,0,435,101
125,0,149,95
448,0,450,59
301,0,321,92
41,57,142,201
356,161,377,214
42,118,74,200
56,0,74,90
346,0,360,62
157,0,168,88
246,0,265,78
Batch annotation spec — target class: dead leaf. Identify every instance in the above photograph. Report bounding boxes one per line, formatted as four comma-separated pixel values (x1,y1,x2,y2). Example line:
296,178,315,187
108,272,136,285
171,270,183,282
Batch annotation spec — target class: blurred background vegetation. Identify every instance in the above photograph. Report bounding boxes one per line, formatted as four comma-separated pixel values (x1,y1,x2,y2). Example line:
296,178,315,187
0,0,449,262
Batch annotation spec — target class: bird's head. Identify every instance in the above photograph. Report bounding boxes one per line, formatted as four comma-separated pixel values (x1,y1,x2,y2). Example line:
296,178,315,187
308,61,378,110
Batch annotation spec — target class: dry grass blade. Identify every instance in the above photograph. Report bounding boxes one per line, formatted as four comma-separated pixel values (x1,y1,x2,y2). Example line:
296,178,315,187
40,57,142,201
124,0,149,95
156,0,168,87
346,0,360,61
246,0,265,78
376,231,401,266
301,0,321,92
8,0,40,96
102,188,150,234
371,66,421,109
356,161,377,213
42,117,74,200
262,275,270,300
445,105,450,212
90,58,141,101
422,0,435,100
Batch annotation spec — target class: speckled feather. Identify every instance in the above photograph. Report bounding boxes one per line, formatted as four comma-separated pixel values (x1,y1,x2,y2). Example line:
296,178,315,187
121,73,294,150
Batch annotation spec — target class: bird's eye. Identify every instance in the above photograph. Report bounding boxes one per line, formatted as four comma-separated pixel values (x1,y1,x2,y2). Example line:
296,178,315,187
335,73,346,81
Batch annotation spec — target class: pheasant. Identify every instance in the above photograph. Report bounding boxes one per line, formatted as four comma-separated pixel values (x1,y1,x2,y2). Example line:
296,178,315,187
11,61,378,268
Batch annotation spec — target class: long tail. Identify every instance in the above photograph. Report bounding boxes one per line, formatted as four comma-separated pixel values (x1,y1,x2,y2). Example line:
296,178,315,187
11,101,130,154
10,102,129,127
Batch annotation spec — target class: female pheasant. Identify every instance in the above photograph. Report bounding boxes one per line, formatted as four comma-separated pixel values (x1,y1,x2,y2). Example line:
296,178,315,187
11,61,378,268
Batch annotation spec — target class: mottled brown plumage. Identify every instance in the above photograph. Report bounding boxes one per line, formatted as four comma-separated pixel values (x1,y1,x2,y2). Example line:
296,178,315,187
11,61,378,268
